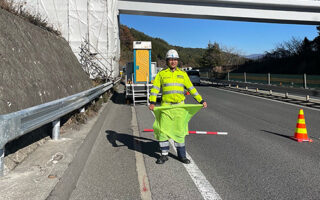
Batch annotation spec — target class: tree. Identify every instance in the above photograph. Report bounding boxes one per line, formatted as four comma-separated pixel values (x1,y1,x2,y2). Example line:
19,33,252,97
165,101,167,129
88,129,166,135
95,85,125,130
298,37,312,56
313,26,320,53
200,42,222,68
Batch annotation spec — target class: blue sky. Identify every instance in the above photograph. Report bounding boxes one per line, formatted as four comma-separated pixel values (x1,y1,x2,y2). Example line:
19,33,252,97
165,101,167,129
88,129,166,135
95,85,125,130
120,14,318,56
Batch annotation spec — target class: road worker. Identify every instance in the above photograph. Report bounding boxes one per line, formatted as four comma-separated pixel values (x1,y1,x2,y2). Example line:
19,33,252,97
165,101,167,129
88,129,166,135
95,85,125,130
149,49,207,164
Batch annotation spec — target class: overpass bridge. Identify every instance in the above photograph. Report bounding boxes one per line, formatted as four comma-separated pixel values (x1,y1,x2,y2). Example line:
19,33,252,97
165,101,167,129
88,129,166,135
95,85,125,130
118,0,320,25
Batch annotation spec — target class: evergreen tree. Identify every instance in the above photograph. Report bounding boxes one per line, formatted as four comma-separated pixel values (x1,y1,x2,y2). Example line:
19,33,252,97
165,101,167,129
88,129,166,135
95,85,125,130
313,26,320,53
200,42,222,68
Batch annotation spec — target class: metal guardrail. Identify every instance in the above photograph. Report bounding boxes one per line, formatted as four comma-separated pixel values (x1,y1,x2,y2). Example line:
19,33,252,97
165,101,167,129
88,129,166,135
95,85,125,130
0,78,120,176
201,78,320,105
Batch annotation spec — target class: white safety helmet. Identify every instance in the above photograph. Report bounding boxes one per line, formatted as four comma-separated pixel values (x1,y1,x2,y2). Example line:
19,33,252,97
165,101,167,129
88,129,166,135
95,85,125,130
166,49,179,59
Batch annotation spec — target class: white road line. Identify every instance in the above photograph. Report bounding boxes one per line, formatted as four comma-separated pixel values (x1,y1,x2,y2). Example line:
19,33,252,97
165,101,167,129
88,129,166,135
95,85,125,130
213,87,320,112
131,107,152,200
169,140,222,200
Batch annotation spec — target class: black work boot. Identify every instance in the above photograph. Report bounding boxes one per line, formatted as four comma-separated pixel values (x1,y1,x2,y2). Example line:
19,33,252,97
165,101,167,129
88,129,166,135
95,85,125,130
156,155,168,164
179,157,191,164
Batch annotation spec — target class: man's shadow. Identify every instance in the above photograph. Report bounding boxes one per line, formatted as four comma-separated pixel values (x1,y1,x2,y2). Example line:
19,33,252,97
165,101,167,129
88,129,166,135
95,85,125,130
105,130,179,160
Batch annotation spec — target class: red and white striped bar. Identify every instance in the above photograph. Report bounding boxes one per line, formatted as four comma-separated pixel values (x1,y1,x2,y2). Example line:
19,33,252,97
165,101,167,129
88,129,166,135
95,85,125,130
143,129,228,135
188,131,228,135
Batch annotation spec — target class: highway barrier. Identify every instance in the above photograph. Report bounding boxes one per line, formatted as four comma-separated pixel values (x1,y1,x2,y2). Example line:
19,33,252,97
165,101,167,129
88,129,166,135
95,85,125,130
228,73,320,89
200,78,320,108
0,78,120,176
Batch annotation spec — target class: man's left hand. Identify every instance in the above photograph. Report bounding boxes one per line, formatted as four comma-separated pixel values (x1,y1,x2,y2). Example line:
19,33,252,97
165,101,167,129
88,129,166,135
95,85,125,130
203,102,207,108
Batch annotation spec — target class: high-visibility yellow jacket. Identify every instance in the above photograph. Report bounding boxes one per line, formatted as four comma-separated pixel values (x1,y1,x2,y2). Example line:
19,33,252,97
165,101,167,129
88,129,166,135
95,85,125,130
150,67,203,104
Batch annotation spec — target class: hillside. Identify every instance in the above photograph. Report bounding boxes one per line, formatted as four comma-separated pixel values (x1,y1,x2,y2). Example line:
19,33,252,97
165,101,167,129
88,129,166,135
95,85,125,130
119,25,205,68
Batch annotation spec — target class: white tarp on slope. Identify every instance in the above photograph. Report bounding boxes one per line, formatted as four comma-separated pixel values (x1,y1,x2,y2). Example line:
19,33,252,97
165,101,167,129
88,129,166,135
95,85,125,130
14,0,119,79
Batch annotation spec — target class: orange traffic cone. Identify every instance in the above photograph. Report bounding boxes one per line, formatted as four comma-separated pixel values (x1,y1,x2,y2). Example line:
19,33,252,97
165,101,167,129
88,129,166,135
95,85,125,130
291,109,313,142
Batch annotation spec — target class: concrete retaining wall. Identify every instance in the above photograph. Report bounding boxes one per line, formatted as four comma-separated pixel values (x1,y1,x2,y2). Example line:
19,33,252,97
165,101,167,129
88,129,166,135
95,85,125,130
0,8,93,115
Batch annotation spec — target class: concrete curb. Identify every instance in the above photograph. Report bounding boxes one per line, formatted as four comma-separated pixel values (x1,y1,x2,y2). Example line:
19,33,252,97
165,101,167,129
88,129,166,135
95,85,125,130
46,90,116,200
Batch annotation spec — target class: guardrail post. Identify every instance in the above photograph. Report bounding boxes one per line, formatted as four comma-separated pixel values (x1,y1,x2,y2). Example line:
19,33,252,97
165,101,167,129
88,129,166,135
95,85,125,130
285,92,289,98
0,148,4,176
245,86,248,90
269,90,272,95
244,72,247,83
80,107,85,113
304,73,307,89
52,119,60,140
306,95,310,102
268,73,271,85
227,72,230,81
256,88,259,93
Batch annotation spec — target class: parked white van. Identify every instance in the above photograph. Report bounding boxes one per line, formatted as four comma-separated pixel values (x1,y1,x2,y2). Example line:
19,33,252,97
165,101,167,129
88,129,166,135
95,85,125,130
186,70,201,86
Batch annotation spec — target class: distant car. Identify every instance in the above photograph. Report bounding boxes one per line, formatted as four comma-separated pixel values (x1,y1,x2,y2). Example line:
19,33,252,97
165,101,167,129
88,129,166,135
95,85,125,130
186,70,200,86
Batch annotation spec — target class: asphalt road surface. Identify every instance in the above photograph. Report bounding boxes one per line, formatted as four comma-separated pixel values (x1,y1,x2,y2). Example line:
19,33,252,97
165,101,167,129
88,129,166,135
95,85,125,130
137,85,320,200
65,84,320,200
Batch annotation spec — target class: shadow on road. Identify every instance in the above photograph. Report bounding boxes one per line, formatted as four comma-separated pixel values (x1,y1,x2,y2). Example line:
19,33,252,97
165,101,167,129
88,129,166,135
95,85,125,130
105,130,179,161
111,89,126,105
260,130,294,141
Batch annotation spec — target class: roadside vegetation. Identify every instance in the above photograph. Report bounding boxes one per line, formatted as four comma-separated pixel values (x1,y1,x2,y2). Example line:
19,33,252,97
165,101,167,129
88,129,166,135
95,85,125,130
0,0,60,35
120,24,244,71
235,26,320,75
120,24,320,76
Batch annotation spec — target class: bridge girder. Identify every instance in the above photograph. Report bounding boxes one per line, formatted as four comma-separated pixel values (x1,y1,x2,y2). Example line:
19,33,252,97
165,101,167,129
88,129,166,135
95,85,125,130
118,0,320,25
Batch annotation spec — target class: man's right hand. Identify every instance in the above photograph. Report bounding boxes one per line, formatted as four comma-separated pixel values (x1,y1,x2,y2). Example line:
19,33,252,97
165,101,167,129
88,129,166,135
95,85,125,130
149,104,155,111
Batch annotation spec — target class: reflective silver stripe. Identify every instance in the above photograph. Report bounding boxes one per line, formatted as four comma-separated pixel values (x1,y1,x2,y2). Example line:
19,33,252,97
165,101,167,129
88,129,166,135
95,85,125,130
164,83,184,87
192,92,199,96
163,90,184,95
174,142,185,147
188,86,195,91
161,151,169,155
150,93,158,96
159,141,169,147
152,86,160,91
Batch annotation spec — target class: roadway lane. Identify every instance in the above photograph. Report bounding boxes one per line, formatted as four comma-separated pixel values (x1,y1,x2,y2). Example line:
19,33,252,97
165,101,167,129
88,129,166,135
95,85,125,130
185,86,320,199
135,106,204,200
69,85,140,200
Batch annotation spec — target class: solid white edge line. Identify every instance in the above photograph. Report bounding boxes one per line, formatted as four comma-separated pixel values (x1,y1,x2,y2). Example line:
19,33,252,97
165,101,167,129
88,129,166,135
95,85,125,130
131,107,152,200
213,87,320,112
169,140,222,200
